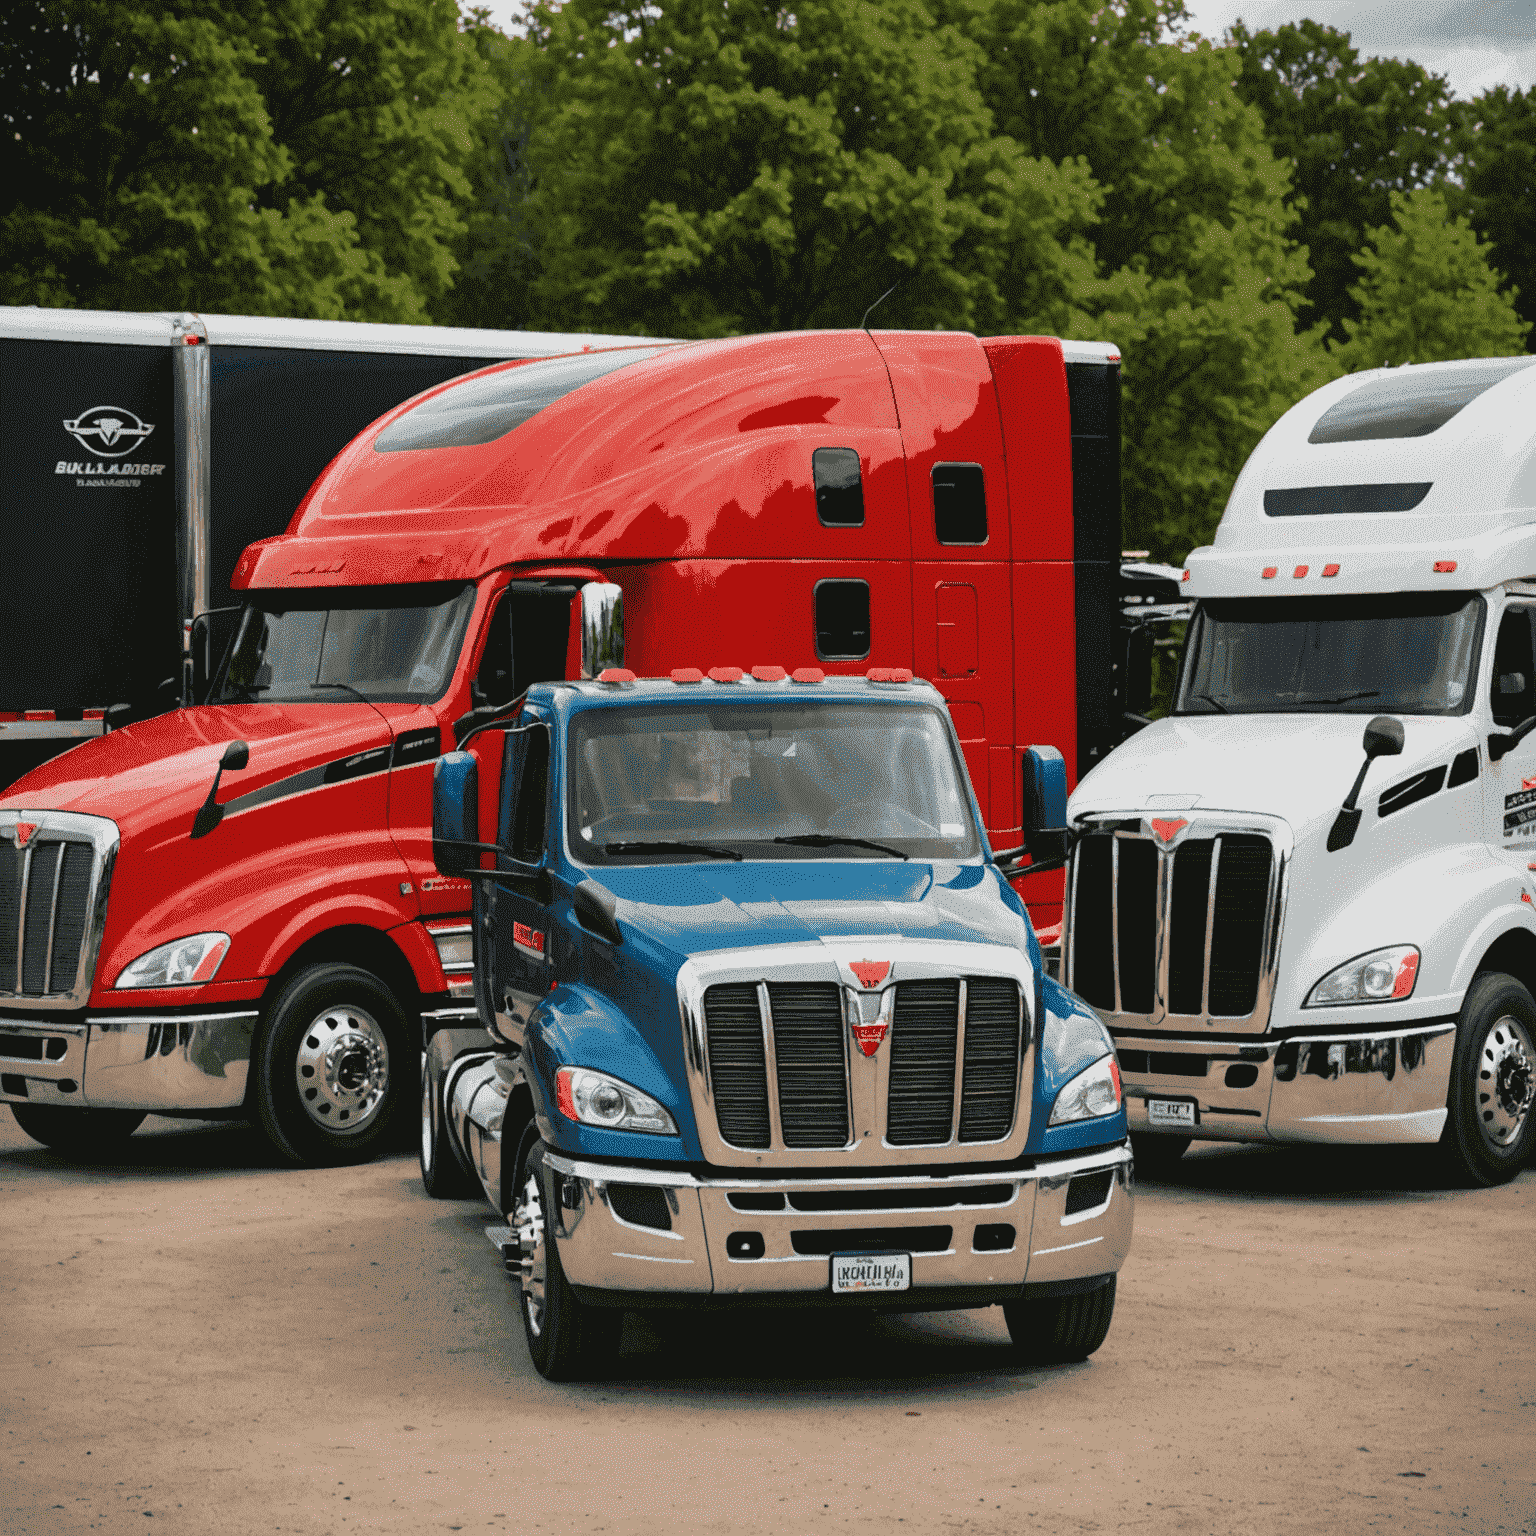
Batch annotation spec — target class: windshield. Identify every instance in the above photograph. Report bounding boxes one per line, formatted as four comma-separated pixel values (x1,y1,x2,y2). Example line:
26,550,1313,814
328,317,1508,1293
1176,593,1484,717
567,701,981,863
213,583,476,704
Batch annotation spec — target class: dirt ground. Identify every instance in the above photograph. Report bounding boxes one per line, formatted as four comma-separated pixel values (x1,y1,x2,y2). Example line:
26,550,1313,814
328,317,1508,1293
2,1111,1532,1536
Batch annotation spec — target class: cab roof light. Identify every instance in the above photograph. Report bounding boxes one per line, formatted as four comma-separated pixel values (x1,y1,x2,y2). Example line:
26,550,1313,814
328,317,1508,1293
791,667,825,684
708,666,744,683
1261,567,1278,580
866,667,914,684
596,668,636,684
750,665,787,682
1294,565,1309,578
1181,570,1191,582
670,668,704,684
1434,560,1458,573
1322,563,1340,577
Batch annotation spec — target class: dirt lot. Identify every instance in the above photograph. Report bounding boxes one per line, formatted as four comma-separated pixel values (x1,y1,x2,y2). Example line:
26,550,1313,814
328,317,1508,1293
1,1111,1532,1536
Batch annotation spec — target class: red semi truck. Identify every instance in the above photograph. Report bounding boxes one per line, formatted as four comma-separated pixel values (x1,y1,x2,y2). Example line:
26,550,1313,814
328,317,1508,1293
0,329,1121,1164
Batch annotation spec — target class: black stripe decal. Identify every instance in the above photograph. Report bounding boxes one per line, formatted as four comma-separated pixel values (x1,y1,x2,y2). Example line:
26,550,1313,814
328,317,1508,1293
223,733,437,819
1448,747,1478,788
1378,765,1446,819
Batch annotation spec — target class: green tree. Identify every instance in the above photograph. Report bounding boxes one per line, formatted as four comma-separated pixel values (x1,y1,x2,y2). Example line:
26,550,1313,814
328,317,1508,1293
1333,187,1528,370
1225,19,1458,343
513,0,1101,337
1450,85,1536,348
0,0,493,319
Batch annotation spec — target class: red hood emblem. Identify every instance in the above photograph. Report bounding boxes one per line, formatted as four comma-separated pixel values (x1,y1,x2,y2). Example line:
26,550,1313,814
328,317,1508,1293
850,1019,889,1057
12,822,37,848
1523,775,1536,791
1149,817,1188,844
849,960,890,989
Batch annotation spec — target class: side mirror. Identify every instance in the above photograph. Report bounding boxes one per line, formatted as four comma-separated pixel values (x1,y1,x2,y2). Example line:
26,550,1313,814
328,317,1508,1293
1122,622,1153,718
1361,716,1405,759
580,582,625,679
190,739,249,840
996,745,1070,874
432,751,479,877
221,740,249,772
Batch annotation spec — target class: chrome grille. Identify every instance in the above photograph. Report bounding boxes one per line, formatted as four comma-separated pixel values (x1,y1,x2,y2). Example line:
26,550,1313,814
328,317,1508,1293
1066,819,1285,1033
703,974,1023,1153
0,813,117,1010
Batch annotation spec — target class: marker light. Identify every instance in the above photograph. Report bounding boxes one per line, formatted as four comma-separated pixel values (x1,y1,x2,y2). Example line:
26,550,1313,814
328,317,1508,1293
1294,565,1308,578
671,668,704,684
115,932,231,988
708,666,744,683
791,667,825,683
1049,1053,1123,1125
1261,567,1277,579
1304,945,1420,1006
555,1067,677,1135
866,667,914,683
1433,560,1458,573
1181,570,1191,583
751,665,787,681
597,668,636,683
1322,563,1340,577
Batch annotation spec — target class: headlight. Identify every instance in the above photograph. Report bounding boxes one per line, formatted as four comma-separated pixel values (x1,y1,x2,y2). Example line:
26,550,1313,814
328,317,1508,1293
555,1066,677,1136
114,932,231,989
1304,945,1419,1007
1049,1053,1124,1125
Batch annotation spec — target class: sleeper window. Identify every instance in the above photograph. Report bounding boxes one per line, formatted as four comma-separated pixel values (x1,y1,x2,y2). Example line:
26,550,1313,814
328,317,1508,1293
813,447,864,527
814,580,871,660
933,463,987,544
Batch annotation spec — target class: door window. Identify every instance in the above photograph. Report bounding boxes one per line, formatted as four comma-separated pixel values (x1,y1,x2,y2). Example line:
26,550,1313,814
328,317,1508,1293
510,727,550,864
1489,608,1536,728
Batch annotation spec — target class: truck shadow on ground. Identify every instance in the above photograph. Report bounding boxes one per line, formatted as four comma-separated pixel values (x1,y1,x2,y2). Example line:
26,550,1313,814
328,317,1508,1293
0,1112,423,1177
1139,1139,1534,1201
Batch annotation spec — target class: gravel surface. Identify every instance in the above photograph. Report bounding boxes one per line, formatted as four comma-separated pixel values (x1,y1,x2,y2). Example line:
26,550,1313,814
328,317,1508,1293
2,1111,1532,1535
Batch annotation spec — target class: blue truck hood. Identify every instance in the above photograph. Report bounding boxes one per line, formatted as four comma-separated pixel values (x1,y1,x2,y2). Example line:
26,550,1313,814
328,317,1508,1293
592,858,1033,959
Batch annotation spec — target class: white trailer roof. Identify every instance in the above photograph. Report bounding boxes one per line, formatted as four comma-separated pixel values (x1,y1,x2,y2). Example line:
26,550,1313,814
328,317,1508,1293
0,305,656,358
1188,355,1536,597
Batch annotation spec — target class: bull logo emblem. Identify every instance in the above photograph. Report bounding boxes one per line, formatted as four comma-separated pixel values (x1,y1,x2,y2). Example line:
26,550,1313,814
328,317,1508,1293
6,822,38,849
63,406,155,458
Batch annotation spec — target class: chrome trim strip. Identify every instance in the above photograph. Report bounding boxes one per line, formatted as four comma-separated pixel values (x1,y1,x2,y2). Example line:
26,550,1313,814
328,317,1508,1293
1033,1235,1103,1257
0,1021,87,1037
1110,837,1121,1015
0,811,120,1011
87,1009,260,1026
1200,837,1221,1018
42,847,64,995
0,721,106,741
949,978,968,1143
757,981,784,1148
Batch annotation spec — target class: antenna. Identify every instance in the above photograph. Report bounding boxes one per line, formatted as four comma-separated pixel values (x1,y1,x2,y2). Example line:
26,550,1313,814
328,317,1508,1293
861,281,900,332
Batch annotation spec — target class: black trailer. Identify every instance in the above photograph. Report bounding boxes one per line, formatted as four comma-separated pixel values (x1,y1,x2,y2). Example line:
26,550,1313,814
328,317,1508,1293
0,309,643,789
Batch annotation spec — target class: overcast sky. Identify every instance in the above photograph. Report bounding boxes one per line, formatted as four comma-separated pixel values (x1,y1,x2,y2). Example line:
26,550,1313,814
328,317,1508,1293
467,1,1535,100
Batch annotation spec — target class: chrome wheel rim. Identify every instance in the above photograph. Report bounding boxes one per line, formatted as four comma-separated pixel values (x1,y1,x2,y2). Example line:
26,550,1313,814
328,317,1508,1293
513,1170,548,1338
1477,1014,1535,1149
420,1060,435,1170
294,1004,389,1135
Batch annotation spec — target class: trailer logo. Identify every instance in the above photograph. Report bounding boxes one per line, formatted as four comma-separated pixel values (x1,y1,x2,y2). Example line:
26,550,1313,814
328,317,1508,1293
62,406,155,457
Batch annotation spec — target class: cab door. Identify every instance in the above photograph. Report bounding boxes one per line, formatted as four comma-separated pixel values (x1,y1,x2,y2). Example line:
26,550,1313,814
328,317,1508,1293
482,715,555,1048
1486,602,1536,863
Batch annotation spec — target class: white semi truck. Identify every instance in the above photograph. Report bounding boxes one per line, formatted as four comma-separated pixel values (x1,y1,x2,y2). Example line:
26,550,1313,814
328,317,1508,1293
1060,355,1536,1185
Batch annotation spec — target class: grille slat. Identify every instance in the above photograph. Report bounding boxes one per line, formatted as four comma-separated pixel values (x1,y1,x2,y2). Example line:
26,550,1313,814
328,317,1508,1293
48,844,95,993
0,844,19,993
888,980,959,1145
704,983,771,1149
768,982,849,1148
20,843,61,994
1069,828,1275,1025
959,977,1020,1142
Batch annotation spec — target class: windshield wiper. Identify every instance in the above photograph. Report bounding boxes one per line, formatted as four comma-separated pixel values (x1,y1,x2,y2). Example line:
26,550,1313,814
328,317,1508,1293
773,833,910,860
1284,688,1381,707
312,680,375,705
1184,692,1229,714
604,840,743,862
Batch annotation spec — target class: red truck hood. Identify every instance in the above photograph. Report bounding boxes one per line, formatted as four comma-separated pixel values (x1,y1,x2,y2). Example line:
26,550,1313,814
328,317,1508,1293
0,703,395,841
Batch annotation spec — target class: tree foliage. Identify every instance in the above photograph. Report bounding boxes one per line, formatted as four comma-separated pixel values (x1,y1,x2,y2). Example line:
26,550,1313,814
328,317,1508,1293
1334,188,1529,370
0,0,492,319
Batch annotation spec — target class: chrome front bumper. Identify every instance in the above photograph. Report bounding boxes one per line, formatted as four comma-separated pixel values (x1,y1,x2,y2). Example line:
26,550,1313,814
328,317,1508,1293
0,1011,259,1112
1116,1021,1456,1144
539,1143,1133,1306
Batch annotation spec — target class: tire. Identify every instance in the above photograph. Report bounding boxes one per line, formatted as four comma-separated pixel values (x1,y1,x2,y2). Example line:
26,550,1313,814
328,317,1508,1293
9,1103,145,1155
419,1056,478,1199
1130,1132,1190,1177
1003,1276,1117,1366
510,1123,623,1381
253,962,411,1167
1441,972,1536,1187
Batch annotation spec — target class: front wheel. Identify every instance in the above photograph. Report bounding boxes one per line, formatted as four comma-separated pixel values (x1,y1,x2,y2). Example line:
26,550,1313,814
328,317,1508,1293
510,1124,623,1381
253,962,411,1167
1002,1276,1117,1365
9,1103,145,1155
1442,972,1536,1187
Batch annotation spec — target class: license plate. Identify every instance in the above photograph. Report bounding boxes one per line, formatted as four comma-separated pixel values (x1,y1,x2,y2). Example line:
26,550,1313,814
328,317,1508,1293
1146,1097,1197,1129
831,1252,911,1294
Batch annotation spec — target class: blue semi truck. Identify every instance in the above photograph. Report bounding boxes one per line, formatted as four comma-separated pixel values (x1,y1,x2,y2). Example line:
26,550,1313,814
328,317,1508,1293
421,668,1132,1379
